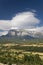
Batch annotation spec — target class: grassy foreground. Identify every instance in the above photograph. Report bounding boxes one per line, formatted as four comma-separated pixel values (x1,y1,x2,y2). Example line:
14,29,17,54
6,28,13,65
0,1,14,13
0,43,43,65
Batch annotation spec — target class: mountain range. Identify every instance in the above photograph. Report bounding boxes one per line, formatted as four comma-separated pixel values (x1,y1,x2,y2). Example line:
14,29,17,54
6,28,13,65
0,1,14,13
0,28,43,39
0,28,43,43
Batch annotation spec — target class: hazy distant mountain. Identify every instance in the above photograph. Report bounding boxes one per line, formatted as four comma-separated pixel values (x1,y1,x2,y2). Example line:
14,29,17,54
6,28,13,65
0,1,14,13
0,28,43,44
0,28,43,39
0,29,34,40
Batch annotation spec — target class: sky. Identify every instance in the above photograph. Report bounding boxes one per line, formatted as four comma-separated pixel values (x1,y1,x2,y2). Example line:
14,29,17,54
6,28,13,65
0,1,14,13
0,0,43,36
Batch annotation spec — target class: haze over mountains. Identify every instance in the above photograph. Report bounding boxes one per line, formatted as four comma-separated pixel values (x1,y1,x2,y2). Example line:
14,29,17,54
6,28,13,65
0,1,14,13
1,28,43,39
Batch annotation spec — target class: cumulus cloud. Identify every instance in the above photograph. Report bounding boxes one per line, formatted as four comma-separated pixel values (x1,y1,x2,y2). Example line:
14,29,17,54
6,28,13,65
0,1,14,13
0,11,40,30
11,11,40,28
0,11,42,36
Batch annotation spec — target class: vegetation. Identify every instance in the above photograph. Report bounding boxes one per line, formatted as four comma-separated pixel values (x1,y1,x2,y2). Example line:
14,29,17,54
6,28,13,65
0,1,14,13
0,43,43,65
0,37,43,44
0,51,43,65
0,37,43,65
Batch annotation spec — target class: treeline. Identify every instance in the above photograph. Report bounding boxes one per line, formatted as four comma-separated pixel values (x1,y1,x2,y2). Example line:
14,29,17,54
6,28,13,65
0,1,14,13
13,45,43,52
0,44,43,52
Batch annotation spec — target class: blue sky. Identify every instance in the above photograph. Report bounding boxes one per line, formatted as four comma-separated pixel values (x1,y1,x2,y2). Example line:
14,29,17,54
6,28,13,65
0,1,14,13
0,0,43,36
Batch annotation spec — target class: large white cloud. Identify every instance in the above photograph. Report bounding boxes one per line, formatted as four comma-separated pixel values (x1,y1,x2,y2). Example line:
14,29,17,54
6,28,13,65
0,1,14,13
0,11,40,30
11,11,40,28
0,11,42,36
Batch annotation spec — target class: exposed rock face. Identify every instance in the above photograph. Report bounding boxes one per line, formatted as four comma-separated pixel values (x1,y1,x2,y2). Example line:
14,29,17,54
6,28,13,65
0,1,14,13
8,29,17,36
7,28,28,37
7,29,43,38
